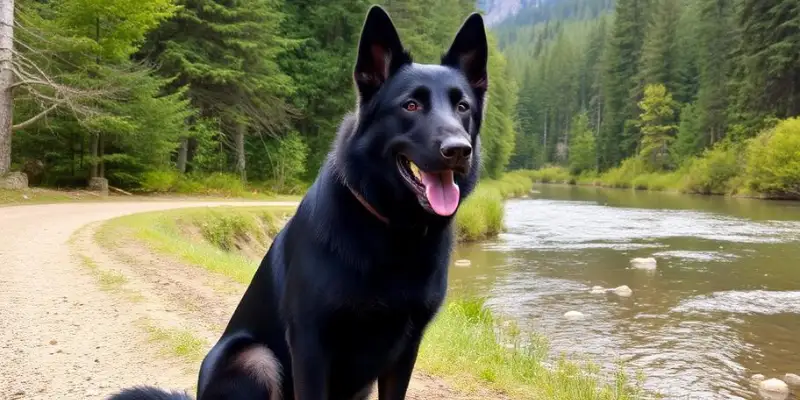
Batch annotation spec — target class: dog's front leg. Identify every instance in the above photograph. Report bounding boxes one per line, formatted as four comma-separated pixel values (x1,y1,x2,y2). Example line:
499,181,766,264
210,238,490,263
377,335,422,400
288,326,328,400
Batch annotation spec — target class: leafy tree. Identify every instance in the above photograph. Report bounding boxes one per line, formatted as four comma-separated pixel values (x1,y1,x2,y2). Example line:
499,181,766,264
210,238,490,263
568,112,597,174
636,83,677,170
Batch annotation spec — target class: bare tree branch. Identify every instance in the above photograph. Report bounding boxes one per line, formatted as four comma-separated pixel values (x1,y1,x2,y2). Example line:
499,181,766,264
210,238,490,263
11,102,59,131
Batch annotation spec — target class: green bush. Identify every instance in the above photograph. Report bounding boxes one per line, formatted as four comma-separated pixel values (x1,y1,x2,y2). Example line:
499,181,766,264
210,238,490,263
744,117,800,198
456,186,504,241
196,211,258,250
680,143,742,195
455,172,533,241
526,166,571,183
140,170,180,192
598,158,646,188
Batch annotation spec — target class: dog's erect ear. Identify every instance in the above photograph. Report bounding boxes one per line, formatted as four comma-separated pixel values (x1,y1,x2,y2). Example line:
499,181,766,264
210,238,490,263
354,5,411,103
442,13,489,98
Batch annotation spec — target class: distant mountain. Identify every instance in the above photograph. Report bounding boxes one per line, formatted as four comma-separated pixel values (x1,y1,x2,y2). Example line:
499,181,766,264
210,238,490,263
478,0,614,27
477,0,547,26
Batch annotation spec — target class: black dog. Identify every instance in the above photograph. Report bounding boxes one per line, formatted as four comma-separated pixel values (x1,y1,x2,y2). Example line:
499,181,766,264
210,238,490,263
108,5,487,400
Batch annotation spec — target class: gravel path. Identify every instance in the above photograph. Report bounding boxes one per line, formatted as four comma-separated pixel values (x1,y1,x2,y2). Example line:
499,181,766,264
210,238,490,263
0,201,479,400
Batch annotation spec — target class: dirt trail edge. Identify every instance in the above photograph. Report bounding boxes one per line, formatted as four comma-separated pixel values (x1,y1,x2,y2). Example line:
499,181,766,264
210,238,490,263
0,201,473,400
0,201,293,400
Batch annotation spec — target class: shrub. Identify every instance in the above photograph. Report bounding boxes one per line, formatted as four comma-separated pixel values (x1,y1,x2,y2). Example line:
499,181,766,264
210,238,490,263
744,117,800,198
527,166,571,183
598,158,646,188
196,211,257,250
456,186,504,241
140,170,179,192
680,143,742,195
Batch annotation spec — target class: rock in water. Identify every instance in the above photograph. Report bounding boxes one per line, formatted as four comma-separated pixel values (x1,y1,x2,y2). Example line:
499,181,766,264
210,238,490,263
589,286,606,294
630,257,657,270
453,259,471,267
563,311,585,320
759,378,789,400
783,373,800,387
751,374,766,383
613,285,633,297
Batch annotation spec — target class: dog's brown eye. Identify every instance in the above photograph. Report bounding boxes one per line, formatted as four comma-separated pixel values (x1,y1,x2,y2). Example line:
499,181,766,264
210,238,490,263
457,101,470,113
403,100,421,112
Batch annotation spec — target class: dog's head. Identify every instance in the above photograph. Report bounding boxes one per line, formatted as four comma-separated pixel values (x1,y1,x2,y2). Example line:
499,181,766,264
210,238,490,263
339,5,487,220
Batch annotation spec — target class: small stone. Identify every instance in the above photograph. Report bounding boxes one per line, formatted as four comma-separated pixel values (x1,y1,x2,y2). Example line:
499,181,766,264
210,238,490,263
49,339,57,345
589,286,606,294
454,259,471,267
751,374,765,383
783,373,800,387
630,257,657,270
563,311,585,320
759,378,789,400
613,285,633,297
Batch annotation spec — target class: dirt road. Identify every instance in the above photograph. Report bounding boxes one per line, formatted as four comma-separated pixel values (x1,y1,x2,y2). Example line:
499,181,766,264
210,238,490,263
0,201,473,400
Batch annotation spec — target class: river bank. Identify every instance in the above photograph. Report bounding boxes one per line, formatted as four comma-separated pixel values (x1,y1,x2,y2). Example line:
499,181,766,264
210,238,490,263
450,184,800,399
95,206,644,399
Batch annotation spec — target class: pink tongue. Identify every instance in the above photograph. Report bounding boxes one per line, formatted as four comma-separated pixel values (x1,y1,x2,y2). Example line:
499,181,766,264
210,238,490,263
420,170,460,216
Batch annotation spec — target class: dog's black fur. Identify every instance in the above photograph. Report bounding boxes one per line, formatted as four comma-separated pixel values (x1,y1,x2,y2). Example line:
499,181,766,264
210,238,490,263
107,5,487,400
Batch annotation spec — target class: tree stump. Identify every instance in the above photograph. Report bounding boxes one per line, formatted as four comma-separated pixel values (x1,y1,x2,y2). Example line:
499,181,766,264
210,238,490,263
0,171,28,189
88,177,109,196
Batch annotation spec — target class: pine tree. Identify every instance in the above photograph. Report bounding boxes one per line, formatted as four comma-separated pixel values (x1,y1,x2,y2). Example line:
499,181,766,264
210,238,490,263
638,0,681,94
637,83,677,170
730,0,800,134
568,111,596,174
599,0,650,169
140,0,295,182
695,0,736,146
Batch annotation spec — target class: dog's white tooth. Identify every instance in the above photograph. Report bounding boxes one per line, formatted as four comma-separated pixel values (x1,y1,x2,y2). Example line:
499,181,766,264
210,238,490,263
409,162,421,179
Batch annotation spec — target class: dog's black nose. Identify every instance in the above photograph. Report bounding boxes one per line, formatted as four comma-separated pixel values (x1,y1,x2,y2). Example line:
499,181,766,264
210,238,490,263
440,137,472,162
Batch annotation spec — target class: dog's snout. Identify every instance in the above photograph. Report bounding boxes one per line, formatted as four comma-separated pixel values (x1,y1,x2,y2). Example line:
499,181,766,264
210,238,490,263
440,136,472,165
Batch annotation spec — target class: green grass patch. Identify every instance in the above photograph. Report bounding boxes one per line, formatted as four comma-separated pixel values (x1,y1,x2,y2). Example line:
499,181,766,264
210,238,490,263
142,322,208,363
0,188,106,206
96,206,294,284
456,171,534,241
140,170,308,198
419,297,644,399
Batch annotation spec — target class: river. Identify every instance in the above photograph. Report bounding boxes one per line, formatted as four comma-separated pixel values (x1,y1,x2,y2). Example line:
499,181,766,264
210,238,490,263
450,184,800,399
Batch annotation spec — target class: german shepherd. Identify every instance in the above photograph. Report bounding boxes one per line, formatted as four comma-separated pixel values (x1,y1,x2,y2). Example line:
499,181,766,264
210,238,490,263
107,5,487,399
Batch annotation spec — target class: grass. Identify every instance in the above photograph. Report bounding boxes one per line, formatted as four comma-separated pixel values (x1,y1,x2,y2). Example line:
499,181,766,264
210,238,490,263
0,187,110,206
456,171,535,241
143,322,208,364
419,297,644,399
96,206,295,284
101,206,644,399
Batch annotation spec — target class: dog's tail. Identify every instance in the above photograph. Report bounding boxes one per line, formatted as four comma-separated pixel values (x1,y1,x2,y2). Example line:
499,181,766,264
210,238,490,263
106,334,282,400
106,386,193,400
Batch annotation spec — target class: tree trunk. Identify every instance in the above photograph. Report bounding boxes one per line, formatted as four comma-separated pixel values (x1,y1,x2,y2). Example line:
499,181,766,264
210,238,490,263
98,133,105,178
543,111,548,163
90,133,99,178
176,137,188,173
0,0,15,176
234,125,246,183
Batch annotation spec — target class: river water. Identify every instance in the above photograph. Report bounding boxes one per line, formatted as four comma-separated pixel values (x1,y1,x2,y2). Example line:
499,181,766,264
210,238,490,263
450,184,800,399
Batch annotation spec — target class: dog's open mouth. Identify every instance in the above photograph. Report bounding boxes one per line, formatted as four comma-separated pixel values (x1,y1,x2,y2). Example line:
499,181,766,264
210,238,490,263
397,155,460,216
